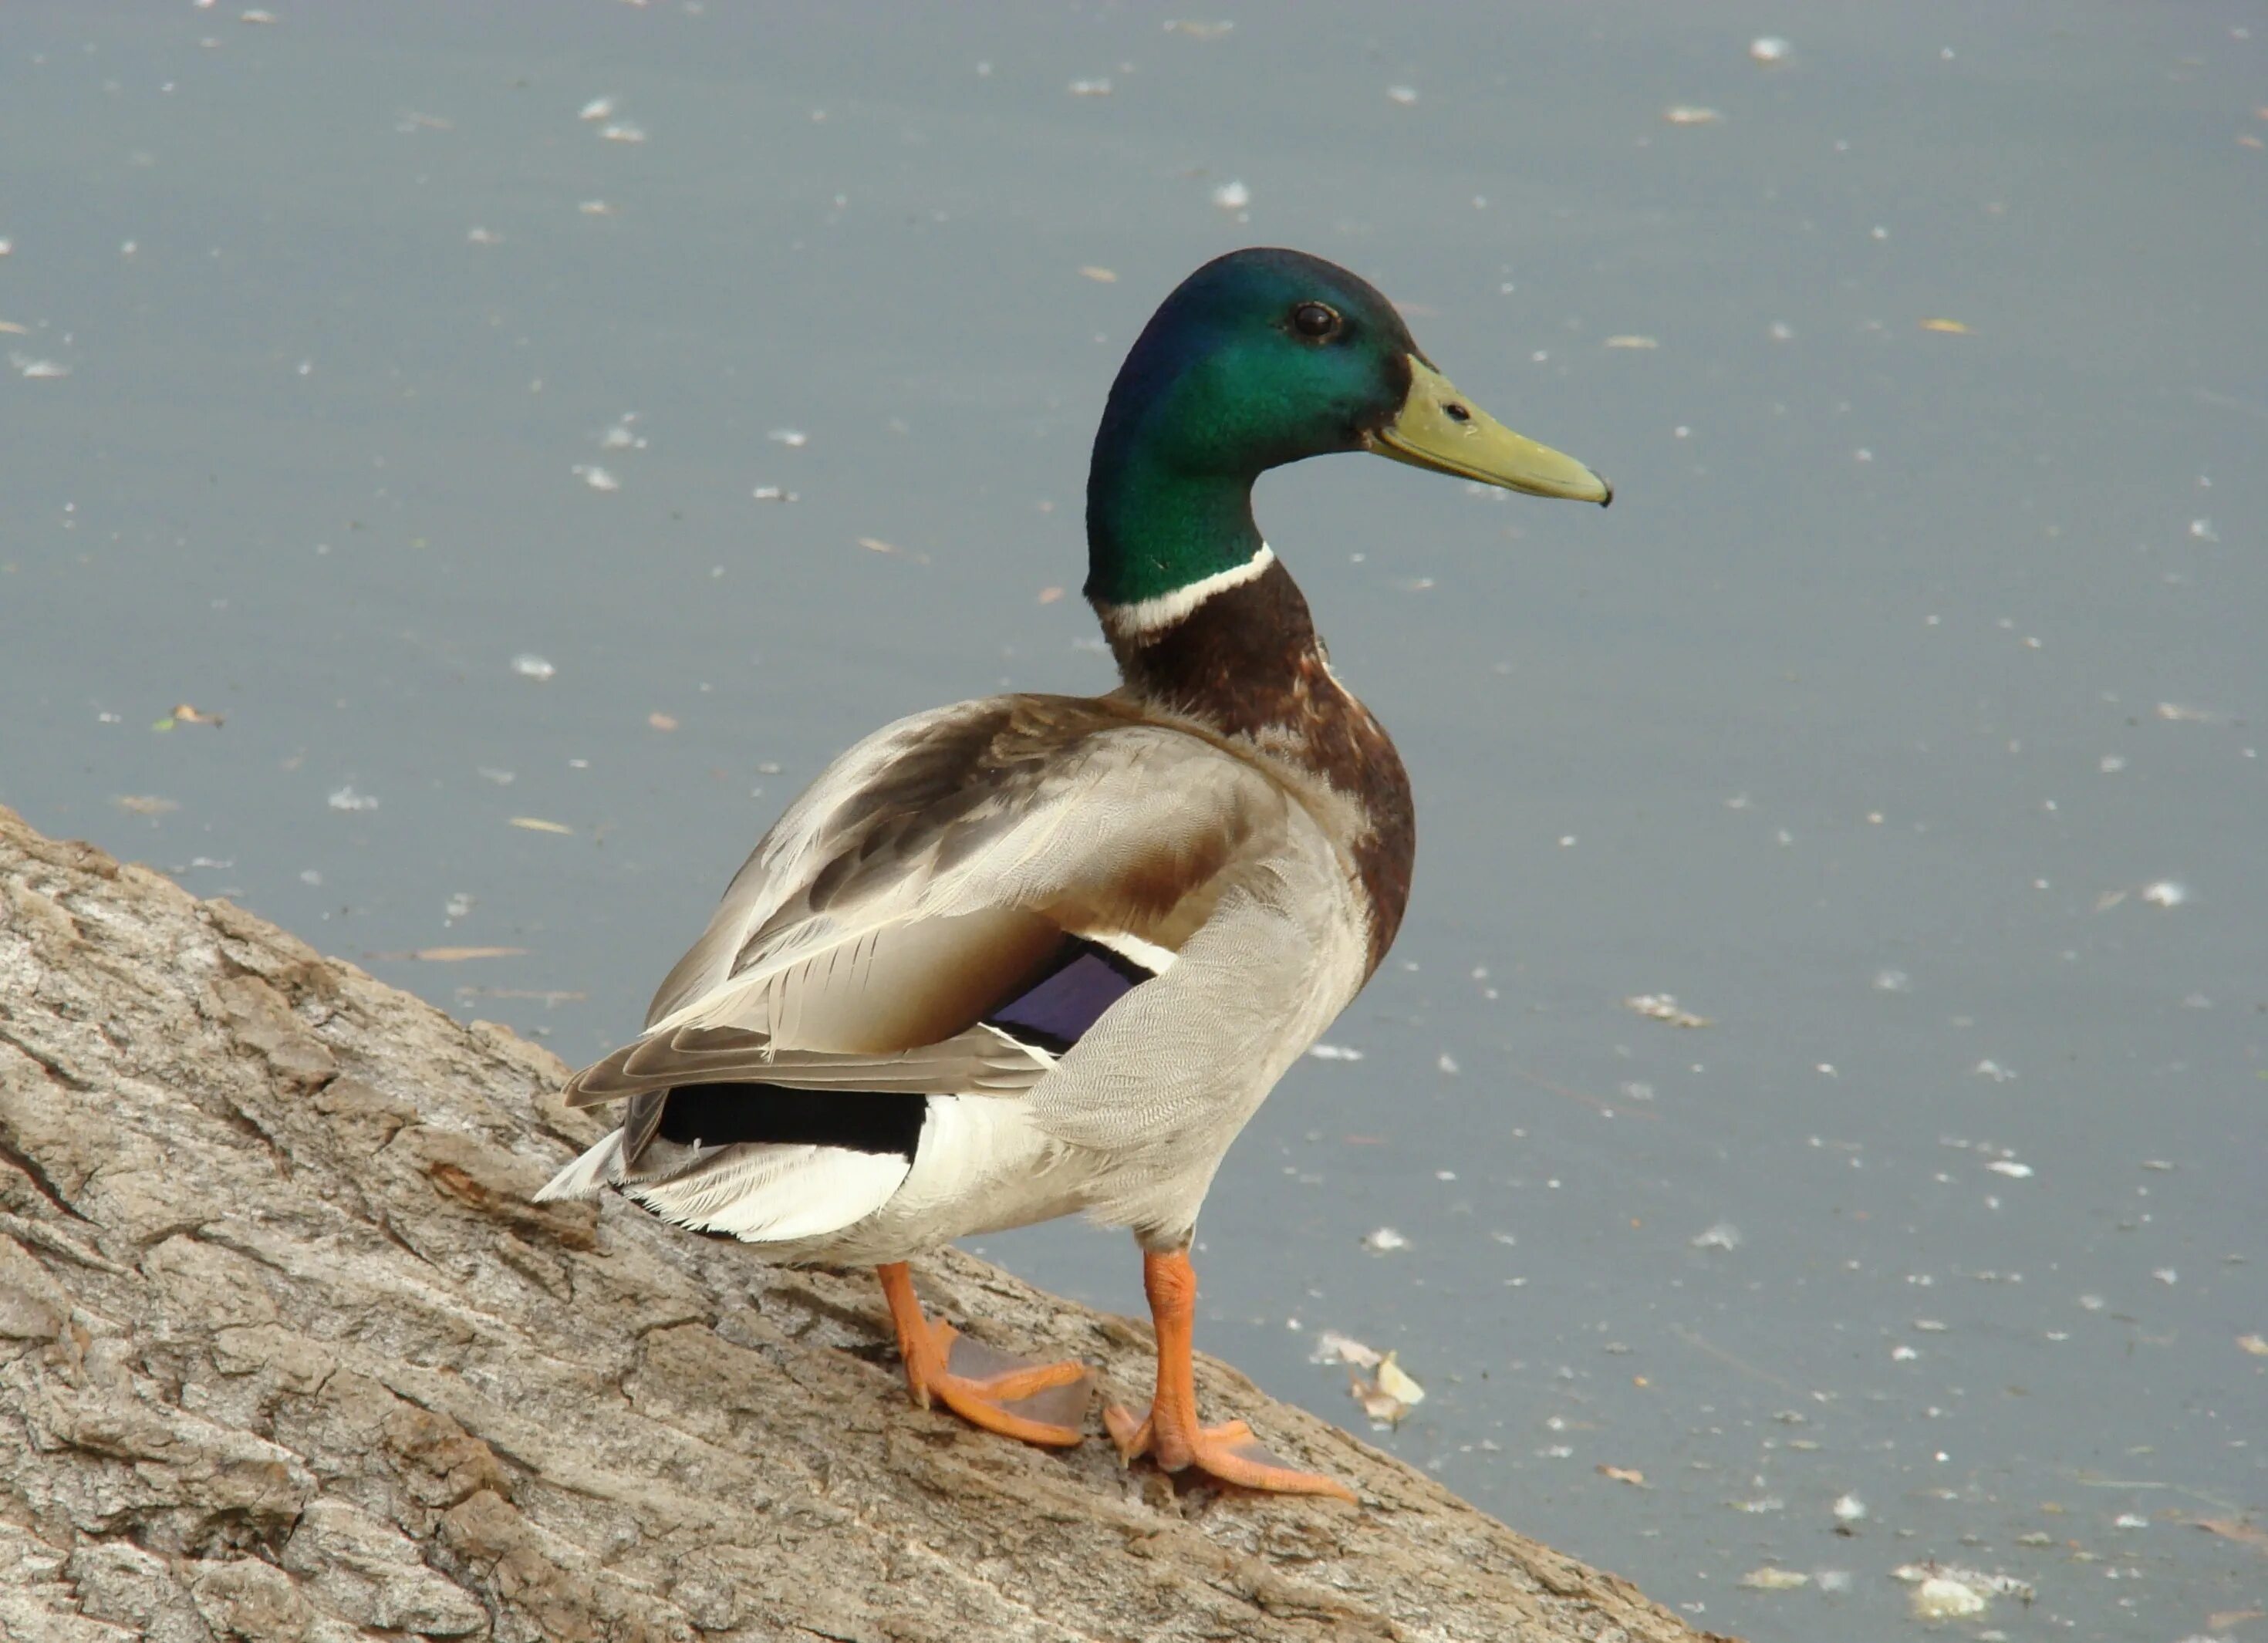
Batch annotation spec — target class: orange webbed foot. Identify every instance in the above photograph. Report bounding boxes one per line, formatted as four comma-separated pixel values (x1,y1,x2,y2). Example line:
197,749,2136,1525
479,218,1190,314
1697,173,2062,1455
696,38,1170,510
1105,1400,1357,1500
1106,1246,1358,1503
877,1263,1093,1448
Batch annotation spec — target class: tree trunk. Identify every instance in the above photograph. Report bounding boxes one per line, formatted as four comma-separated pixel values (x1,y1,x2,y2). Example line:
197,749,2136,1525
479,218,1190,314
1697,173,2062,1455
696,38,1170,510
0,804,1725,1643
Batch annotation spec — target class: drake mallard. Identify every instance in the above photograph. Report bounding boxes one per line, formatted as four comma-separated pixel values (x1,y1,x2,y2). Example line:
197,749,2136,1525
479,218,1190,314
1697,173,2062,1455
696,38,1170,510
538,248,1609,1500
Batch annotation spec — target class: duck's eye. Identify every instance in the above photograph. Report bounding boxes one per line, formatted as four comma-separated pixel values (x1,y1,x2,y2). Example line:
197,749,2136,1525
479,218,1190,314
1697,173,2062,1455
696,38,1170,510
1290,302,1342,340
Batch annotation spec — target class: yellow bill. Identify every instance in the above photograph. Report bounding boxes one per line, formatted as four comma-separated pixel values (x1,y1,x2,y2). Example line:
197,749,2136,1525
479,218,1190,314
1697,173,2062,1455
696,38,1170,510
1370,356,1612,505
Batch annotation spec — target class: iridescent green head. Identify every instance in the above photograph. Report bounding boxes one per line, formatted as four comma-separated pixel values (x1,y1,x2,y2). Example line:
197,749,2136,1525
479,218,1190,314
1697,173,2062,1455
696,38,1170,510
1084,247,1610,611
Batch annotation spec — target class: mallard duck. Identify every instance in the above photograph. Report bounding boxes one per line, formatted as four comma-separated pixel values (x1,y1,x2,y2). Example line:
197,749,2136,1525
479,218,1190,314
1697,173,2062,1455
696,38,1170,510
538,248,1608,1499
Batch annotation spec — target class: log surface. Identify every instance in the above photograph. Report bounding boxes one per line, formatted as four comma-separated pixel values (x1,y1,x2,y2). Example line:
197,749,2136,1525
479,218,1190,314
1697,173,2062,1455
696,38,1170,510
0,803,1724,1643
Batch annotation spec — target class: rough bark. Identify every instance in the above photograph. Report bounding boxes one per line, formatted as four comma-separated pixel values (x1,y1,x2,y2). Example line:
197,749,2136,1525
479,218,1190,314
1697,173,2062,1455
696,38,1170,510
0,803,1724,1643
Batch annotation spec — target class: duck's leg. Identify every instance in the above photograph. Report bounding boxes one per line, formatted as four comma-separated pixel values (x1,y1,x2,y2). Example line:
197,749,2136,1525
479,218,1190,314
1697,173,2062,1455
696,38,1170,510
1103,1247,1357,1502
874,1262,1094,1447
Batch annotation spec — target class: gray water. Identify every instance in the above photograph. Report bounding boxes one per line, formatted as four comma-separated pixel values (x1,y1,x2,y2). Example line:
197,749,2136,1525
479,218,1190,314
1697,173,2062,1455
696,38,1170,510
5,5,2263,1638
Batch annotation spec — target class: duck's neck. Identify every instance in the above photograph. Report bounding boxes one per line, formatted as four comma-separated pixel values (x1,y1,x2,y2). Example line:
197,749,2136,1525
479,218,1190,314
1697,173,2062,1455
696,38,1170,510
1088,534,1417,976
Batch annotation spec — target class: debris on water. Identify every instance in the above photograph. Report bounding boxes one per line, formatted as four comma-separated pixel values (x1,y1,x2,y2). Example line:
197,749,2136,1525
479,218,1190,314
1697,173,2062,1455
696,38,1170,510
1875,967,1912,992
2141,879,2189,908
444,892,473,920
1895,1564,2033,1619
239,8,277,23
508,816,573,834
1738,1567,1807,1590
578,199,613,216
1066,77,1113,97
599,121,647,144
1598,1464,1648,1487
768,427,808,448
1308,1042,1365,1062
1920,317,1972,333
1730,1493,1785,1514
1748,35,1791,65
2114,1512,2151,1529
572,464,619,492
2155,700,2219,722
1309,1330,1382,1368
2239,1334,2268,1357
856,536,929,563
1386,85,1419,106
1363,1226,1409,1253
2189,517,2219,541
1163,19,1233,40
1987,1159,2033,1179
158,703,224,728
1348,1351,1425,1426
1436,1052,1460,1075
579,95,617,122
1973,1058,2017,1081
1911,1577,1987,1620
477,767,516,785
114,795,181,817
511,653,556,681
466,226,504,246
393,946,527,963
1625,994,1709,1027
1603,335,1659,349
1691,1222,1742,1252
647,712,678,731
1833,1492,1867,1528
1663,106,1723,125
599,415,646,450
1211,179,1251,212
12,354,70,379
750,485,798,502
1077,265,1117,282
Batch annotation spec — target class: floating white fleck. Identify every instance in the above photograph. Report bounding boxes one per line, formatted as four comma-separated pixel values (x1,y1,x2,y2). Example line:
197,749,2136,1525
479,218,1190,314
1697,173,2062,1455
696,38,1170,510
299,869,322,885
1987,1159,2033,1179
1211,179,1251,211
2099,754,2126,774
2189,517,2219,541
1363,1226,1409,1253
579,95,618,122
1307,1042,1364,1062
573,464,619,492
1892,1344,1919,1361
1814,1570,1853,1594
1386,85,1419,106
1739,1567,1808,1591
768,427,808,448
1626,993,1709,1027
2114,1511,2149,1528
751,484,798,502
467,225,504,245
1436,1052,1460,1075
1875,967,1912,992
444,892,474,920
12,355,69,380
599,121,646,143
1910,1577,1987,1621
1832,1492,1867,1523
1730,1494,1785,1514
1690,1221,1741,1252
1973,1058,2017,1081
1308,1330,1382,1368
1749,35,1790,64
2141,879,2187,908
326,784,380,812
1066,76,1112,96
511,653,556,681
2152,1267,2178,1285
579,199,613,216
